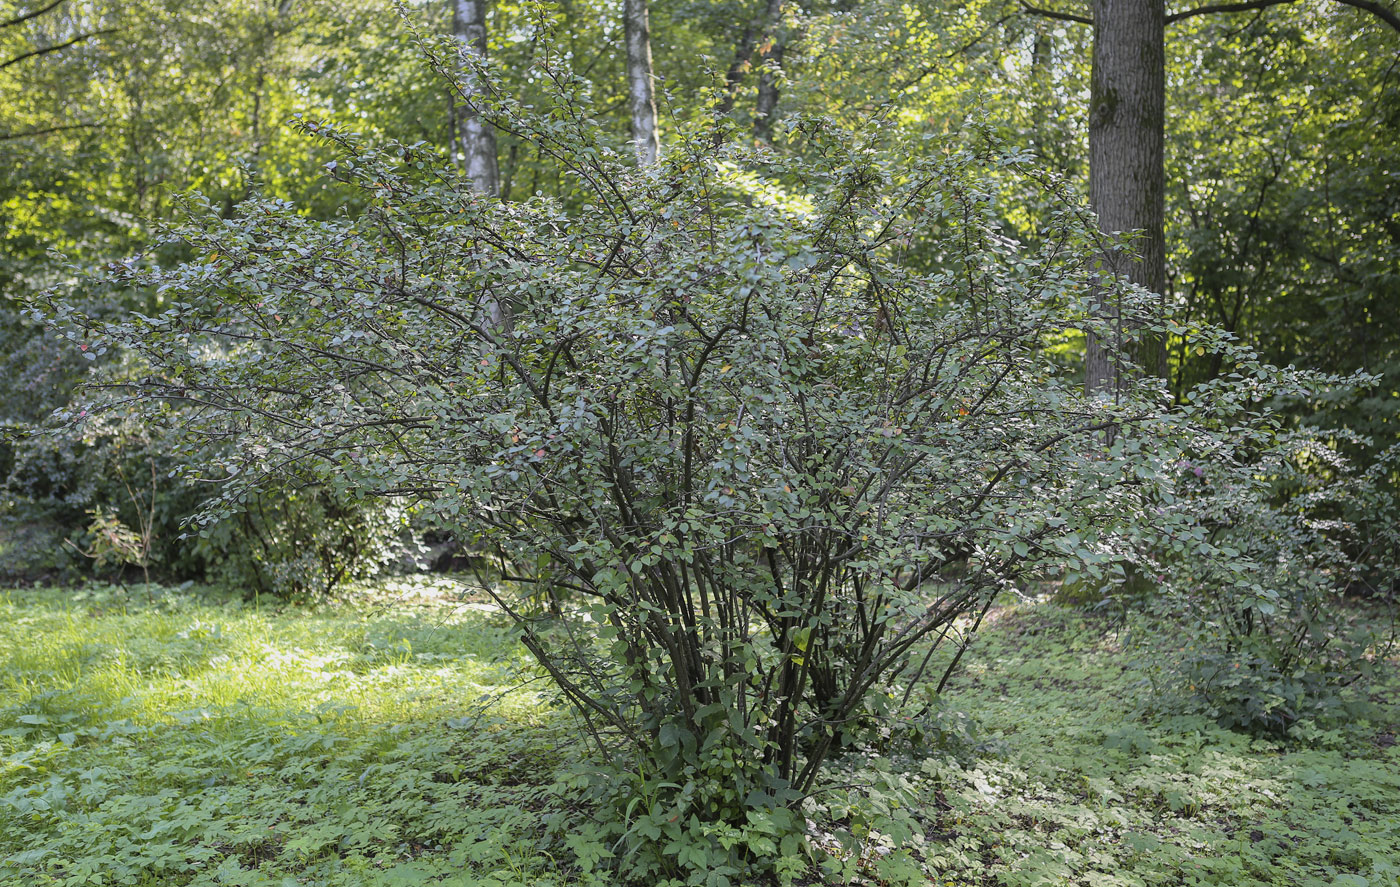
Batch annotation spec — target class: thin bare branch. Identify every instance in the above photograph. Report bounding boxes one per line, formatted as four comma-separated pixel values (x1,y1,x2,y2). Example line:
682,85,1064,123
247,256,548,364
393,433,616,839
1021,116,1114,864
0,0,65,30
1166,0,1400,31
0,27,115,71
1018,0,1093,25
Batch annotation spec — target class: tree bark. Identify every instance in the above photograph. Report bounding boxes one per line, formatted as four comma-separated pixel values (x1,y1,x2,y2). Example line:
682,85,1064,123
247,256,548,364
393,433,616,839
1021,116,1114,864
623,0,660,165
716,28,757,116
715,0,785,118
1086,0,1167,395
753,39,786,142
452,0,499,195
751,0,793,142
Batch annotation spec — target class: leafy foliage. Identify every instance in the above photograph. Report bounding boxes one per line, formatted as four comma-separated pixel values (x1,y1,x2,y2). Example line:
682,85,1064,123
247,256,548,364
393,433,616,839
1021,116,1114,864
1148,428,1398,735
1164,6,1400,451
5,0,1398,880
3,408,409,593
193,477,414,600
0,0,444,587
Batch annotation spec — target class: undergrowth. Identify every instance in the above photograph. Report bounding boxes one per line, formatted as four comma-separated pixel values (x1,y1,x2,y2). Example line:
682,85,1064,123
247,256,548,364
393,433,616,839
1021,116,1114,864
924,602,1400,887
1,582,1395,886
0,580,567,886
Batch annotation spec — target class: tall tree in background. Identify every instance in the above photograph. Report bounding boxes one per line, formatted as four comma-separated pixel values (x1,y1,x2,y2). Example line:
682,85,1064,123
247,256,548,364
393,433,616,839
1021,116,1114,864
1085,0,1166,394
709,0,791,141
1025,0,1400,395
623,0,660,164
752,0,787,141
452,0,498,194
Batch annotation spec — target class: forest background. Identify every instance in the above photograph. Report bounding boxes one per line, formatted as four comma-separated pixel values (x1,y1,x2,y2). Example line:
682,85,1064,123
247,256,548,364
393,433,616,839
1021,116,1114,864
1,0,1396,591
2,0,1396,590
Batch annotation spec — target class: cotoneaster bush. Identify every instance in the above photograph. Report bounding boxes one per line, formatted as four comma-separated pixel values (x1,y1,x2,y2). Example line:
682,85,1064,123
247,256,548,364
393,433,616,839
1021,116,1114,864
6,406,409,596
30,45,1353,883
1147,418,1396,737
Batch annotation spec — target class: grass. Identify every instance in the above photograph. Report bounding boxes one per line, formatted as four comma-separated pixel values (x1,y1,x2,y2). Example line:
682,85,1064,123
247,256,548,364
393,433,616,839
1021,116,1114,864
0,580,570,887
925,603,1400,887
0,581,1396,886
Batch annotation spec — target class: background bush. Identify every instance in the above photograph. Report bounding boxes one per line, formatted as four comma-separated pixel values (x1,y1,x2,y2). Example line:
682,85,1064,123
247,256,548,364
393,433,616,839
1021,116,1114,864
3,411,409,597
192,479,413,600
1145,422,1395,736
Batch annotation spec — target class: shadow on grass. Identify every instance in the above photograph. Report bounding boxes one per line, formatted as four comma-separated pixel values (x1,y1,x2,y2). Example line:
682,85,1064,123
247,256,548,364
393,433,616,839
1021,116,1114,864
926,600,1400,887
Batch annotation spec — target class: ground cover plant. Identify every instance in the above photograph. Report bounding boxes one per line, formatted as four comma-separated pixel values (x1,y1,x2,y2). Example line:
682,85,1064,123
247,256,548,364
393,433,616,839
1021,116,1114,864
1,582,1396,886
0,580,568,887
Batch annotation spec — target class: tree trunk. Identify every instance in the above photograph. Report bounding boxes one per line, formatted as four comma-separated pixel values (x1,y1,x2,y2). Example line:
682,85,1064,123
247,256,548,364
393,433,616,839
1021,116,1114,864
1086,0,1167,395
717,28,758,116
751,0,793,142
624,0,660,166
1028,28,1052,158
753,39,786,142
453,0,499,195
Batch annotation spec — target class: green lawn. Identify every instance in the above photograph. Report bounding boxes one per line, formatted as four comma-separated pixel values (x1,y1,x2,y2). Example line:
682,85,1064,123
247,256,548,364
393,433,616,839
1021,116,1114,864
1,582,1396,886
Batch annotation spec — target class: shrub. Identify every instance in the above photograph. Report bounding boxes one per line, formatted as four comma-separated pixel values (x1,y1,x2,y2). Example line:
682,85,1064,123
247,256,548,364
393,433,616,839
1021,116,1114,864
31,53,1318,881
193,477,413,599
5,408,408,596
1150,424,1394,736
3,413,203,581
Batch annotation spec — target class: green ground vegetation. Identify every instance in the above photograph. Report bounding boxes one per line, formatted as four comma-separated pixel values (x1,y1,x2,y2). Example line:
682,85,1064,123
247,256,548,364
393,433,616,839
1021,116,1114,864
1,582,1396,887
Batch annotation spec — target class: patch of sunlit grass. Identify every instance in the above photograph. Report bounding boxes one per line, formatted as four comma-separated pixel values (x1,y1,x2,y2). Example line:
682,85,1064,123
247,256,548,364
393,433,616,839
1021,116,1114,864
0,581,571,886
0,583,535,729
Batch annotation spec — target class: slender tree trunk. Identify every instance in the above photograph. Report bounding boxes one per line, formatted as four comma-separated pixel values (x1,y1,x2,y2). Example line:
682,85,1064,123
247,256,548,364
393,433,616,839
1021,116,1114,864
715,0,785,114
717,25,758,116
753,39,786,141
1028,29,1052,158
1086,0,1167,395
453,0,499,195
623,0,661,165
1032,29,1052,74
751,0,793,142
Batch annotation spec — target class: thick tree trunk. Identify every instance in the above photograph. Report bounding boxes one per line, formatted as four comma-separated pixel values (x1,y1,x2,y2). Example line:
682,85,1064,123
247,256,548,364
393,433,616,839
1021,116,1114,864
1086,0,1167,395
453,0,499,195
623,0,660,166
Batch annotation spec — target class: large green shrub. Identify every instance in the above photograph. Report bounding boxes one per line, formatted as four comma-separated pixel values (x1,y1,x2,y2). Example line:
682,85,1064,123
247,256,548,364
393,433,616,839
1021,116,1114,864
31,50,1343,882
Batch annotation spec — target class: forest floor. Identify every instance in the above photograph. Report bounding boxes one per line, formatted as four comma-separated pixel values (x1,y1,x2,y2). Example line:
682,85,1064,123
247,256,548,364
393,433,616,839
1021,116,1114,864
0,581,1396,887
